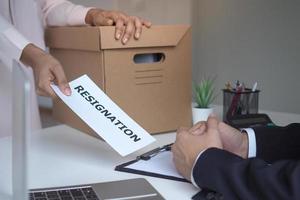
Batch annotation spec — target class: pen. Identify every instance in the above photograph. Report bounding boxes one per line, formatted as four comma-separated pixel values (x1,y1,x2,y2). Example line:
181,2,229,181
137,143,173,160
235,80,240,90
226,83,243,119
247,82,258,114
239,82,246,114
225,82,232,90
251,82,258,92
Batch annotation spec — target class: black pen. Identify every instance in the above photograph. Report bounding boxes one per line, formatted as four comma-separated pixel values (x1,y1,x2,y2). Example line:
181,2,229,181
137,143,173,160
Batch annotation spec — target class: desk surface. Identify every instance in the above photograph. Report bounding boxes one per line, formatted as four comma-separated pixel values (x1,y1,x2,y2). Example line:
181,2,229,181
0,125,198,200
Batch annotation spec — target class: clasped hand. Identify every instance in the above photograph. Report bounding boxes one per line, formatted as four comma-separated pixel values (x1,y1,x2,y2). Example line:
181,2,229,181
171,116,249,180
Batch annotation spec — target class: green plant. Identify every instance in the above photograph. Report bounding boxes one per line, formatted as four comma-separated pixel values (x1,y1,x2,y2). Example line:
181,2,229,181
194,77,217,108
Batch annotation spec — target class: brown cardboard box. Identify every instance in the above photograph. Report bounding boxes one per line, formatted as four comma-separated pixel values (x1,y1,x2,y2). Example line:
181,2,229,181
45,25,192,137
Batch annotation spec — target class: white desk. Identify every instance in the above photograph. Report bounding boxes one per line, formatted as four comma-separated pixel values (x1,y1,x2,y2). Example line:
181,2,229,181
0,125,198,200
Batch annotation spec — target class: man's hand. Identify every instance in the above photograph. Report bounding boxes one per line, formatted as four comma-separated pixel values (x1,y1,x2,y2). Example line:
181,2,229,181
20,44,71,98
189,117,249,159
85,9,151,44
190,121,207,135
172,117,223,180
218,122,249,159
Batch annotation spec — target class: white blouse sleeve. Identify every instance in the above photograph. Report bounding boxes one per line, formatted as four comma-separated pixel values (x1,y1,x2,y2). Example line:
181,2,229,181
0,15,30,65
38,0,91,26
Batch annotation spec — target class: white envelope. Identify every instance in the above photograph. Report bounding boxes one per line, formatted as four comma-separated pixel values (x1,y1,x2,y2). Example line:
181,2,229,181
51,74,156,156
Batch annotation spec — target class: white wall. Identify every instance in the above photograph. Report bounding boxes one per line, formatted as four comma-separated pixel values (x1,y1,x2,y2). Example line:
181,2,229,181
193,0,300,114
114,0,192,25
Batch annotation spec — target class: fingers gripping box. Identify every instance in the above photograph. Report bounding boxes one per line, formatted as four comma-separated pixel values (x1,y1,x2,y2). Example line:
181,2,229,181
45,25,192,136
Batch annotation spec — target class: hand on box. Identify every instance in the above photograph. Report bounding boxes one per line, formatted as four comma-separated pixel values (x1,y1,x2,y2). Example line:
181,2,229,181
171,117,223,180
20,44,71,98
85,9,151,44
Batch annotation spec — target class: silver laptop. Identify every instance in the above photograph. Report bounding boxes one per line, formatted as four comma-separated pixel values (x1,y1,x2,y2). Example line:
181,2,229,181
11,60,165,200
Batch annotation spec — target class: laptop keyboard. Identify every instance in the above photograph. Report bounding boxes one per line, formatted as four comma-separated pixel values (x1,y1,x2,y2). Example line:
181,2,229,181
29,186,99,200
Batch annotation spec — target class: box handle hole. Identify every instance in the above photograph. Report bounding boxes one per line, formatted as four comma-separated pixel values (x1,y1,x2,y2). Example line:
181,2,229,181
133,53,165,64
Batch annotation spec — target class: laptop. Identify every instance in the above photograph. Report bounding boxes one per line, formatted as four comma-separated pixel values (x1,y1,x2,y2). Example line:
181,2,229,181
11,61,165,200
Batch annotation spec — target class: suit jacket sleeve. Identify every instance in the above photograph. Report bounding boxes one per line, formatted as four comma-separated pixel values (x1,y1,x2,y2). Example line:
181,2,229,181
254,123,300,163
192,124,300,200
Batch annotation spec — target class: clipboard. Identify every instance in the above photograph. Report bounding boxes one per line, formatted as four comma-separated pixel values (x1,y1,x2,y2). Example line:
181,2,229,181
115,143,190,183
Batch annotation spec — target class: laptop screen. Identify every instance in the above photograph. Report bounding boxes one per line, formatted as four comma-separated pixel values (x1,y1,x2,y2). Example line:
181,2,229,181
12,60,30,200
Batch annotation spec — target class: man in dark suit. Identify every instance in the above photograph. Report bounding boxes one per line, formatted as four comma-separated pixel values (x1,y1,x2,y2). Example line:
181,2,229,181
172,116,300,200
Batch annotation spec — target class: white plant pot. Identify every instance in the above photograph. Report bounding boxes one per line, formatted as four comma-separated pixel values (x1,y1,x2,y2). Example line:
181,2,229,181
192,107,214,125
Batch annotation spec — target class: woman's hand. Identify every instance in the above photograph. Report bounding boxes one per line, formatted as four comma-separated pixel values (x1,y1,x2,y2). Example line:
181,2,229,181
20,43,71,98
85,9,151,44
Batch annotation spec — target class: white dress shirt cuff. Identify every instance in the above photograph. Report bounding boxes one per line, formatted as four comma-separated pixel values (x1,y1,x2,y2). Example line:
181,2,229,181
241,128,256,158
190,149,207,188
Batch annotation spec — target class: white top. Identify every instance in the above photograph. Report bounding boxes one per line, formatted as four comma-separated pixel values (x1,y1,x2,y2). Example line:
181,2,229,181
0,0,90,137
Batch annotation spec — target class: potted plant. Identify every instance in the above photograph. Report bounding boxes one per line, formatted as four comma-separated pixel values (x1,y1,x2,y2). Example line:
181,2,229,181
192,77,217,124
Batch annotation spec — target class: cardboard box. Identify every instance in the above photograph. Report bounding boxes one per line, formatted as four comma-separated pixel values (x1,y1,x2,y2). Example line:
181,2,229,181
45,25,192,137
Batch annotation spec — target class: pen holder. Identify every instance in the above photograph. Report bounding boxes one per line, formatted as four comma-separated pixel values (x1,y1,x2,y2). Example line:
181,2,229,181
223,89,260,122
